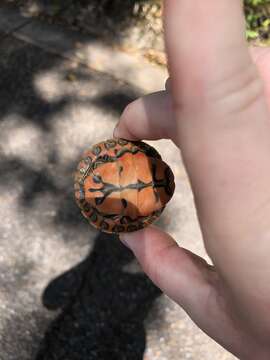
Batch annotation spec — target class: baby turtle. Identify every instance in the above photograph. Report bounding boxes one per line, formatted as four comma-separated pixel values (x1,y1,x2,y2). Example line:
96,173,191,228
74,139,175,233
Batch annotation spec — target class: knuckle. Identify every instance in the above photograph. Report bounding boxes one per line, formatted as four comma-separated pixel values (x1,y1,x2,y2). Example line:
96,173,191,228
207,62,264,115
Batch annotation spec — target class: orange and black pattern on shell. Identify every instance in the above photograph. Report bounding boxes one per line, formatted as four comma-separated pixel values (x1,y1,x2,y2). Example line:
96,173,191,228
74,139,175,234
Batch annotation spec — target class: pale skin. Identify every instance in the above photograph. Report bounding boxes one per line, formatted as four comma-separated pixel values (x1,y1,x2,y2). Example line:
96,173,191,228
113,0,270,358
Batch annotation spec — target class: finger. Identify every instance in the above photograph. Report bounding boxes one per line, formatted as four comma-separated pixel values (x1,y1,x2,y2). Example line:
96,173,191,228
120,226,215,309
163,9,270,342
162,0,270,272
120,227,265,358
164,0,252,102
113,91,176,141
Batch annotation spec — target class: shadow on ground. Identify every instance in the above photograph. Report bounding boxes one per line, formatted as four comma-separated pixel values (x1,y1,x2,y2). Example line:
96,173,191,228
14,0,148,41
36,233,161,360
0,32,164,360
0,36,140,132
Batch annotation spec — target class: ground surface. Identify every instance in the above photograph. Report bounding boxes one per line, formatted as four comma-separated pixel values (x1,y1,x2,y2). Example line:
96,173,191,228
0,6,237,360
3,0,270,61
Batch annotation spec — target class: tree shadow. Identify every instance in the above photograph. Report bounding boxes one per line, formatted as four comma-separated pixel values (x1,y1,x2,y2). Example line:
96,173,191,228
35,232,161,360
0,30,163,360
0,36,140,130
18,0,150,42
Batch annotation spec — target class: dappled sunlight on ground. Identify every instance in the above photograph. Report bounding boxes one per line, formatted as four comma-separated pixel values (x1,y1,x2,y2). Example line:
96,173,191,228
0,19,235,359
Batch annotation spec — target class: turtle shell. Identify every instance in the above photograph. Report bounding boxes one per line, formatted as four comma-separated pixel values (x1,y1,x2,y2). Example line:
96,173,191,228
74,139,175,234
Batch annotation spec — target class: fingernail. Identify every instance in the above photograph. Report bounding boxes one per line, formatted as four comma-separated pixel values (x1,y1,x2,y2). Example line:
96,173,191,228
113,122,120,138
119,232,138,250
119,233,131,248
119,229,145,250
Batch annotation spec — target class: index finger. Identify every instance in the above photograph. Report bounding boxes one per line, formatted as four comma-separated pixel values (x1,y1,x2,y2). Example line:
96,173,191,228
164,0,251,103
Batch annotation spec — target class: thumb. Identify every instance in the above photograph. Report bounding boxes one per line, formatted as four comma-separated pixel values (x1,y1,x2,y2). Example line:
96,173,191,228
120,226,215,310
119,227,268,358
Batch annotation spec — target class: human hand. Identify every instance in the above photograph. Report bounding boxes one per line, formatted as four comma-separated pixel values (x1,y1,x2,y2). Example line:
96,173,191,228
114,1,270,359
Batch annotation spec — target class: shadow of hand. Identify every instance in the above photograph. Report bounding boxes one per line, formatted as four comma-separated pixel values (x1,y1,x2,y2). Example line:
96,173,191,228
36,232,161,360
